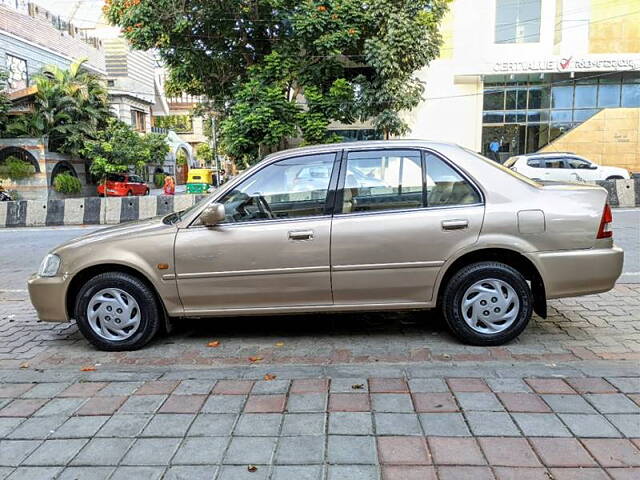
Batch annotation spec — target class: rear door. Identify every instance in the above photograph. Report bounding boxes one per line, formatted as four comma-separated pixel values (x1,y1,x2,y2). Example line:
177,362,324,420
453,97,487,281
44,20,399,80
330,148,484,305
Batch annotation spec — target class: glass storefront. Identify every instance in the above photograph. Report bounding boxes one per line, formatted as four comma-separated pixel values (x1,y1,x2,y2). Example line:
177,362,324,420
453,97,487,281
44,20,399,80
481,71,640,162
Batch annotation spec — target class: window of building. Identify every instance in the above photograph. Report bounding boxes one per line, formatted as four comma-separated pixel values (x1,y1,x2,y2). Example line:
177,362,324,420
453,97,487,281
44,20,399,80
341,150,423,214
130,109,147,132
6,54,28,91
495,0,541,44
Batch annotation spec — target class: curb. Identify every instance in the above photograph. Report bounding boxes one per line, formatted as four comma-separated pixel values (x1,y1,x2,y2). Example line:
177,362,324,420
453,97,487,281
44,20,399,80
0,180,638,228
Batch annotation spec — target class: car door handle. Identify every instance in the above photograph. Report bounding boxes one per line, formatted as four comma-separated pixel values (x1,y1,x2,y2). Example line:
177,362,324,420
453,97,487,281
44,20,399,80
442,220,468,231
288,230,314,240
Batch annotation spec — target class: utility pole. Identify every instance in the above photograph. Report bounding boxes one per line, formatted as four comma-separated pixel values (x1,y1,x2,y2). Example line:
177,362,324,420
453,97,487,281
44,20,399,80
210,115,220,186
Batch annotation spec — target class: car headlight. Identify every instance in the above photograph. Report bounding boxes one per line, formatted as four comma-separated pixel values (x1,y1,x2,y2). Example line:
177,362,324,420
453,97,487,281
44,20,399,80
38,254,61,277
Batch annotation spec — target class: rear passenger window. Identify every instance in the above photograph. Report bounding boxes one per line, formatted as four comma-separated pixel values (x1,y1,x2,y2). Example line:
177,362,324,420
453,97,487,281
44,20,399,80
425,153,481,207
527,159,541,168
341,150,423,214
544,158,568,169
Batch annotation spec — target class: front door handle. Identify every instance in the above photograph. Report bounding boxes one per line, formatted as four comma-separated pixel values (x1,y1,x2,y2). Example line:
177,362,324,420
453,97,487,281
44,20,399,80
288,230,314,240
442,219,468,231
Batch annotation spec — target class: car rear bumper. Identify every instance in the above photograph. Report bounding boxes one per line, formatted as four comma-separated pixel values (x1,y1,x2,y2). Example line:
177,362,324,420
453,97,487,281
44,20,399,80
27,273,70,322
528,246,624,299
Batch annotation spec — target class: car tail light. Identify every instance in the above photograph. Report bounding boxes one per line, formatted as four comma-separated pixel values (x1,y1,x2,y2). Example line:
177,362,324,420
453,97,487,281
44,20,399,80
596,203,613,239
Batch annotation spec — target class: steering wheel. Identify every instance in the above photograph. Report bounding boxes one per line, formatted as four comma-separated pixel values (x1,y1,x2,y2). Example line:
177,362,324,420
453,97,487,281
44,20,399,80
256,195,273,218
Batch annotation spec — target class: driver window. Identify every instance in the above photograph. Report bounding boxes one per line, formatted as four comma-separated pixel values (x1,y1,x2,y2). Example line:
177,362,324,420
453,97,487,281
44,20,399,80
568,158,590,169
218,153,336,223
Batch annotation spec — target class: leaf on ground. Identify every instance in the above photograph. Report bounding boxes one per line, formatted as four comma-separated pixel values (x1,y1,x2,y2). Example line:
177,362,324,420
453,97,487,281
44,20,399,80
248,356,263,363
247,465,258,472
264,374,277,381
207,340,221,347
351,383,365,390
274,341,285,347
19,362,29,369
80,366,96,372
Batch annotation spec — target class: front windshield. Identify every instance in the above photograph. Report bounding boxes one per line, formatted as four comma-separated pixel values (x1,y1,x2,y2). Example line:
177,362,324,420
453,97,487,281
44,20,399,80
463,148,541,188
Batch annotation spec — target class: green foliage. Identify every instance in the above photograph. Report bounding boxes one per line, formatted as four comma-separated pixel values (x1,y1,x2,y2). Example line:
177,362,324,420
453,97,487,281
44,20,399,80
195,143,214,166
176,148,188,166
52,172,82,194
153,115,193,133
4,59,113,155
83,118,170,179
0,71,10,133
0,156,36,180
105,0,449,163
153,172,166,188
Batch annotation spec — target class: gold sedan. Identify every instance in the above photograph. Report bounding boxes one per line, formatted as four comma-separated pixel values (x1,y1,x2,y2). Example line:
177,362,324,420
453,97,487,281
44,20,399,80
28,141,623,350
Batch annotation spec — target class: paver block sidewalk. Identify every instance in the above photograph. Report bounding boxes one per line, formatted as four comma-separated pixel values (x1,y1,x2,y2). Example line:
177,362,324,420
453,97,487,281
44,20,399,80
0,370,638,478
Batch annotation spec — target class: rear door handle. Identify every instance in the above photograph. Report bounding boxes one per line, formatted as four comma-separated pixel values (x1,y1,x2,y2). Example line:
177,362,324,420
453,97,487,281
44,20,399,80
288,230,314,240
442,219,468,231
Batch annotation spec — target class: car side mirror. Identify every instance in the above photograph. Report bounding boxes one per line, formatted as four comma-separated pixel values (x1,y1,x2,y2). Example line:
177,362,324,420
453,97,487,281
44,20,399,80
200,203,225,227
589,165,598,170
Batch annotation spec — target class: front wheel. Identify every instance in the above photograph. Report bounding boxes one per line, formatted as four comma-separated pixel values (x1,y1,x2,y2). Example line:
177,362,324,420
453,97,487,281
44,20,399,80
441,262,533,346
74,272,162,351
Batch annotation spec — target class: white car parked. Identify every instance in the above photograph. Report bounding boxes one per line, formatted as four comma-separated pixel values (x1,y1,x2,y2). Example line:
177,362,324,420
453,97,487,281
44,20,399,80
505,153,630,183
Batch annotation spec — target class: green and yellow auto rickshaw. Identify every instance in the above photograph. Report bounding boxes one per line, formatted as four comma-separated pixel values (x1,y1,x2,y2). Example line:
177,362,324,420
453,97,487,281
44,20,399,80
186,168,214,194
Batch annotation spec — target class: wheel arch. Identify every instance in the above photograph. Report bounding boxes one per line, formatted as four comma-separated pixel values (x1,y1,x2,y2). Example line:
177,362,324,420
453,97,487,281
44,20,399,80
435,247,547,318
66,263,170,328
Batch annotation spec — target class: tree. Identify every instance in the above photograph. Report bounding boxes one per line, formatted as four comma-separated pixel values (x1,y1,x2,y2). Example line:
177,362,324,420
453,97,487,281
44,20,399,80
5,59,112,155
0,71,10,132
83,118,169,179
105,0,449,164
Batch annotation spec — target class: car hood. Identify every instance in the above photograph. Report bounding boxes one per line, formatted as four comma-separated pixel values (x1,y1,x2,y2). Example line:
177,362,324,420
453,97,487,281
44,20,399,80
52,216,173,254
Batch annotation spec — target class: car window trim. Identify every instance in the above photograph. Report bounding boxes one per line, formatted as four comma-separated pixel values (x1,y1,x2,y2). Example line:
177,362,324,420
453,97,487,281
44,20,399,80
188,150,341,228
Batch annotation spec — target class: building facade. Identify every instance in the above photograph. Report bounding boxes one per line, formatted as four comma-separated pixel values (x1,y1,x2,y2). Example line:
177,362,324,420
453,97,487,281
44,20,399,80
405,0,640,172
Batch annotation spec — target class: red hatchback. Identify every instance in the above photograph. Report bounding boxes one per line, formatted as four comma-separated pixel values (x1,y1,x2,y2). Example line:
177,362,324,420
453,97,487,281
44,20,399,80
97,173,150,197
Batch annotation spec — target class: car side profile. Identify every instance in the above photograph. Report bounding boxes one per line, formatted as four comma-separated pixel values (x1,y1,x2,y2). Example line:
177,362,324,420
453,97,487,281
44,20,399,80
28,141,623,351
97,173,150,197
505,152,631,183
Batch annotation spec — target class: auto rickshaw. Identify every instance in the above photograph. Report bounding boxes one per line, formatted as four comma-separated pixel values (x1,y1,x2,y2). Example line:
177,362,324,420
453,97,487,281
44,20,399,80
186,168,214,194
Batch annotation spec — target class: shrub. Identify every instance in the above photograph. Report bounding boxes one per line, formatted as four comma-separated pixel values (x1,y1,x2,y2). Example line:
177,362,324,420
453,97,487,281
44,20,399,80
0,156,36,179
154,173,166,188
53,172,82,194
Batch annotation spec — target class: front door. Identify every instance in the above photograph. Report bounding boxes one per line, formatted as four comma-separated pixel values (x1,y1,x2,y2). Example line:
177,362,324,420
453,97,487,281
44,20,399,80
174,152,338,314
331,149,484,305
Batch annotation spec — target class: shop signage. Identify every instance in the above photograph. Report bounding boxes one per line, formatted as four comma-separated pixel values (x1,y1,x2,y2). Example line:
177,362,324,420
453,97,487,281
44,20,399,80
493,56,640,73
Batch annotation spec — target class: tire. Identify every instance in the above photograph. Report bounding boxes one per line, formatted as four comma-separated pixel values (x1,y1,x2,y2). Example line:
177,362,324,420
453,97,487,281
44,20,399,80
74,272,162,351
144,188,150,196
127,190,133,196
441,262,533,346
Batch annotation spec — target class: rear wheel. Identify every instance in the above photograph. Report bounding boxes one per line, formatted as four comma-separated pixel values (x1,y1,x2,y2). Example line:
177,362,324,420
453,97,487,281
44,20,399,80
441,262,533,346
127,190,133,196
74,272,162,351
144,188,150,196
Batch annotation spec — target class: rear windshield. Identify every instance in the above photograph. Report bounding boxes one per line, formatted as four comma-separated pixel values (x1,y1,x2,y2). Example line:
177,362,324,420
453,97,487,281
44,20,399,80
107,173,126,182
463,149,541,187
503,157,518,168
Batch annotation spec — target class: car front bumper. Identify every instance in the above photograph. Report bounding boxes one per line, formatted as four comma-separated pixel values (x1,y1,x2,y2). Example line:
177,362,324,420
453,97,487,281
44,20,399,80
528,246,624,299
27,273,70,322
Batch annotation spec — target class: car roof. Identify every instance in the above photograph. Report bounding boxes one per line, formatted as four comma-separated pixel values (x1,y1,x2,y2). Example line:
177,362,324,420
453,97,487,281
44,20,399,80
518,152,577,157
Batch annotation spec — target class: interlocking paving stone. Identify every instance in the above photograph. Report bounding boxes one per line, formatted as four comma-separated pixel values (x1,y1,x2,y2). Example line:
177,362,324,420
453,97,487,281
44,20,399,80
291,379,329,394
117,395,167,414
486,378,532,393
96,413,152,437
376,436,431,465
581,439,640,467
478,437,541,467
605,413,640,437
606,467,640,480
281,413,325,436
565,378,617,394
0,384,35,398
109,466,164,480
456,392,504,412
95,382,143,396
75,396,126,416
7,416,66,440
244,394,286,413
381,465,438,480
437,466,495,480
374,413,422,435
173,380,216,395
225,436,278,464
0,417,23,437
274,436,324,465
328,412,373,435
57,467,115,480
121,437,182,465
412,393,458,413
71,438,133,466
287,393,327,412
33,398,84,417
465,411,520,436
141,414,195,437
498,393,551,413
135,381,179,396
58,382,106,397
371,394,414,413
525,379,576,395
492,467,550,479
171,436,228,465
328,393,369,412
606,378,640,393
529,438,597,467
327,435,378,464
0,399,46,417
158,394,206,414
559,413,621,437
330,378,369,393
50,416,108,438
547,467,609,480
20,383,69,398
22,439,87,466
407,378,448,393
212,380,253,395
428,437,485,465
327,465,378,480
369,378,408,394
446,378,490,393
0,440,42,467
163,465,218,480
511,413,571,437
418,413,471,437
542,394,598,413
585,394,640,414
202,395,246,413
271,465,323,480
187,413,237,436
217,465,269,480
5,466,62,480
234,413,282,436
252,380,290,394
